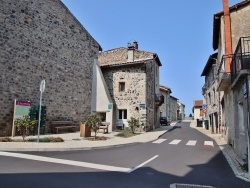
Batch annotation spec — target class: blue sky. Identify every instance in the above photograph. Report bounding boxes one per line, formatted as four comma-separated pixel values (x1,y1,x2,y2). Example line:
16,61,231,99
61,0,241,116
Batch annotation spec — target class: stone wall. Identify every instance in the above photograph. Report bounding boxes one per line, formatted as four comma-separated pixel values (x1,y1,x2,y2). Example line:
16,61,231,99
145,61,156,130
231,5,250,51
0,0,100,136
101,64,146,124
232,79,248,160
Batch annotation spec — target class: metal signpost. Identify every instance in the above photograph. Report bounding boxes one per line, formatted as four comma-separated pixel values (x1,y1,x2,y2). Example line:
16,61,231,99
38,79,45,143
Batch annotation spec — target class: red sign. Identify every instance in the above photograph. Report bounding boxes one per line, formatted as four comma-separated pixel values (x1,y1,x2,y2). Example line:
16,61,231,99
16,100,31,106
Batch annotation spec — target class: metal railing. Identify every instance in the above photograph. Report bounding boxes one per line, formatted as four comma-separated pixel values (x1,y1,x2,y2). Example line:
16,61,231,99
217,54,232,84
155,94,164,104
231,37,250,83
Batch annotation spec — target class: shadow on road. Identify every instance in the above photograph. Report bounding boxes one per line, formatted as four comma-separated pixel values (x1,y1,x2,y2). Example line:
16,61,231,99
1,150,249,188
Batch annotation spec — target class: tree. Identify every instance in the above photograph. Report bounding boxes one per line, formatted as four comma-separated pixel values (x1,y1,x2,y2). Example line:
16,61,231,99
128,117,140,134
14,115,38,141
86,113,102,139
189,113,193,117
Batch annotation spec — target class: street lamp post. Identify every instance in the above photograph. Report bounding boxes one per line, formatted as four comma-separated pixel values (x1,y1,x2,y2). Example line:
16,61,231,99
38,79,45,143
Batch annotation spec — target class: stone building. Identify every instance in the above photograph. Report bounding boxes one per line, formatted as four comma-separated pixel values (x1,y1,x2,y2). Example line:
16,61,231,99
170,96,179,121
201,53,220,133
98,42,164,131
177,101,185,120
212,0,250,161
159,85,172,118
0,0,101,136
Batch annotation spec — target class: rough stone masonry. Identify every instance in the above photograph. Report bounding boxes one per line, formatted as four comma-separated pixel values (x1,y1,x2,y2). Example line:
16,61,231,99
0,0,100,136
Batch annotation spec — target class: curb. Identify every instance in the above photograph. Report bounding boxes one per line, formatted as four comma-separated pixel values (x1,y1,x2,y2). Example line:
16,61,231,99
190,120,250,183
0,127,174,152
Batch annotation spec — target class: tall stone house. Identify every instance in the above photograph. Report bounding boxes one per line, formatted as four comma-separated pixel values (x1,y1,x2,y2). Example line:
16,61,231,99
97,42,164,131
211,0,250,161
159,85,172,118
170,96,179,121
201,53,220,133
177,101,185,120
0,0,101,136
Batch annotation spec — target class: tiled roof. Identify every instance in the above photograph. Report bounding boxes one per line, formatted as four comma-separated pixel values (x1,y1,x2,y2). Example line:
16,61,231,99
160,85,172,93
194,100,203,107
98,47,161,67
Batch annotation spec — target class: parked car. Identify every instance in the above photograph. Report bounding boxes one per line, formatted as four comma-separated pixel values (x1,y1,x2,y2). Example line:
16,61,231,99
160,117,171,126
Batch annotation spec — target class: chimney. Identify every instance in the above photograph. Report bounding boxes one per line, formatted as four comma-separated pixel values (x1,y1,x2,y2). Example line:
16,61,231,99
222,0,233,73
133,41,138,49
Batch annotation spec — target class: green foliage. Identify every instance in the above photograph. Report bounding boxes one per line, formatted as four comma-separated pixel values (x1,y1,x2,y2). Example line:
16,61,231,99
15,115,38,141
240,150,249,172
128,117,140,134
116,127,134,138
189,113,193,117
86,113,102,139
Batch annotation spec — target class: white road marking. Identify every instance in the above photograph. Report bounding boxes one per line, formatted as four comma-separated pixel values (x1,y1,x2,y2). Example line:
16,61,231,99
169,139,182,145
128,155,159,173
186,140,197,146
152,139,167,144
204,141,214,147
0,151,130,173
0,152,159,174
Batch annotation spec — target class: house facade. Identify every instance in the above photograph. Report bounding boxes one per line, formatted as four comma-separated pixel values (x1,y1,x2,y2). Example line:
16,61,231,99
193,100,203,121
201,53,220,133
212,0,250,161
159,85,172,118
177,101,185,120
0,0,101,136
97,42,164,131
170,96,179,121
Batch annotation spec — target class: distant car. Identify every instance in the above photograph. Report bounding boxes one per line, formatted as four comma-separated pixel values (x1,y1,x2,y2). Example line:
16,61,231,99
160,117,171,126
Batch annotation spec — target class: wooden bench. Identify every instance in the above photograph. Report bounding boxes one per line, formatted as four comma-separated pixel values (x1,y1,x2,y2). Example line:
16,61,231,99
98,122,110,133
50,121,79,134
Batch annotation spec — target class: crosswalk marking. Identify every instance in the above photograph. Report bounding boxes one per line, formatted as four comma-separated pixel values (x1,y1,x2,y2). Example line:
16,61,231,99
169,139,182,145
186,140,197,146
152,139,167,144
152,139,214,147
204,141,214,147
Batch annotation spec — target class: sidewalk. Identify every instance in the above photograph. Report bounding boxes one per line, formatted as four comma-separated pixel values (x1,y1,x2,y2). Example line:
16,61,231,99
0,123,175,152
190,120,250,183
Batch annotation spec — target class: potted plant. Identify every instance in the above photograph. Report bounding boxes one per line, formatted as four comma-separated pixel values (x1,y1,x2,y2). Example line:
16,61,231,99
85,113,102,140
14,115,38,141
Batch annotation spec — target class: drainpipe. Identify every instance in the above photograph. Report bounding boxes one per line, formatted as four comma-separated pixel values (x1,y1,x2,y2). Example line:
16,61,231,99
222,0,233,72
246,76,250,176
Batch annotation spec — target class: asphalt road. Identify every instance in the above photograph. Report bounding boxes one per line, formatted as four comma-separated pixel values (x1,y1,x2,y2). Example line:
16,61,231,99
0,121,249,188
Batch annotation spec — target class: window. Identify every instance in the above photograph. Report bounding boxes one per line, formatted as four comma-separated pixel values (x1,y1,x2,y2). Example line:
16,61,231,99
200,109,204,116
119,82,125,92
208,93,211,104
119,110,127,119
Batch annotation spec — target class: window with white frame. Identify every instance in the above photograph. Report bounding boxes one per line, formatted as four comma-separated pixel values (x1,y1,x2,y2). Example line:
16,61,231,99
118,109,127,119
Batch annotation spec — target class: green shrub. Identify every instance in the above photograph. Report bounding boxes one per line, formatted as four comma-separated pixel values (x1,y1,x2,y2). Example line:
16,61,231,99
240,150,248,172
15,115,38,141
86,113,102,139
116,128,135,138
128,117,140,134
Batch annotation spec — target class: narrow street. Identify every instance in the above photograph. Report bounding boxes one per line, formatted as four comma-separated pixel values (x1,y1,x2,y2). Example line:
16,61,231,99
0,121,249,188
